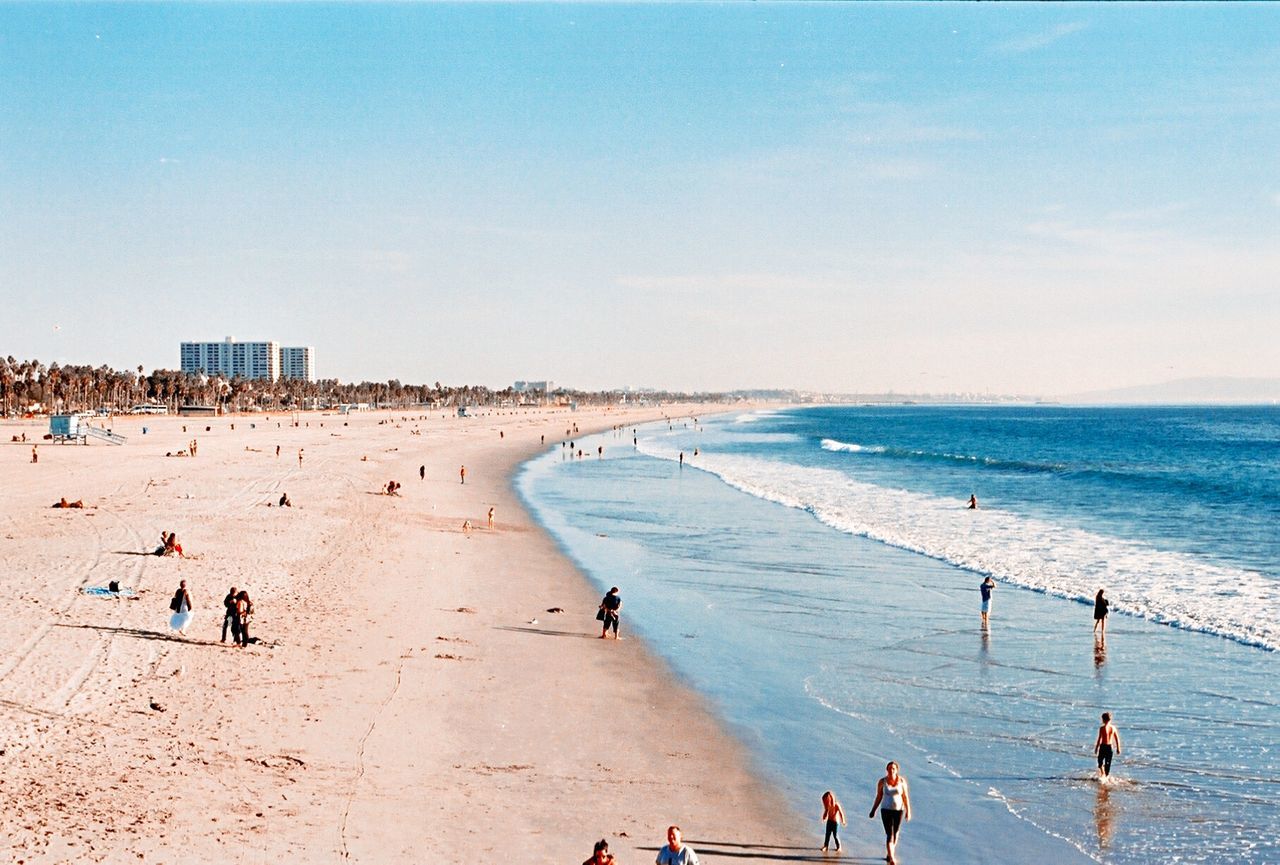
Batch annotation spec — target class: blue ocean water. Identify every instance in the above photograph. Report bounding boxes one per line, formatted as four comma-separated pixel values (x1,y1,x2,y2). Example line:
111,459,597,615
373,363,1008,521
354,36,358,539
517,406,1279,865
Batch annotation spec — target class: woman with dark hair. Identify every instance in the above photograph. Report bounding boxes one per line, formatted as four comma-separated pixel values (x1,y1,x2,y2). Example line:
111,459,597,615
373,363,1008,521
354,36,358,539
582,838,615,865
1093,589,1110,639
868,761,911,865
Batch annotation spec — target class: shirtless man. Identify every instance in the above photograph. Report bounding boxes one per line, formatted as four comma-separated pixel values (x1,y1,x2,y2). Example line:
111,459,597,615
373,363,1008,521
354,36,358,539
1093,712,1122,779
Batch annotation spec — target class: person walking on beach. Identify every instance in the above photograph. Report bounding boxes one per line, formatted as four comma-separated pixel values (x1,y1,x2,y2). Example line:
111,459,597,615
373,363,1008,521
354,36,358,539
487,506,495,529
598,586,622,639
275,444,280,458
820,790,846,852
298,448,304,467
460,465,466,484
980,576,996,627
31,445,38,463
221,586,240,644
583,839,615,865
420,464,425,481
1094,712,1122,780
1093,589,1110,639
169,580,194,635
868,761,911,865
656,826,699,865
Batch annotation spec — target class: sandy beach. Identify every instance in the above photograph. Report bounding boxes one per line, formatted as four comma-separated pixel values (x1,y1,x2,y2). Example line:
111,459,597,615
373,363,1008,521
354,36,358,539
0,405,808,864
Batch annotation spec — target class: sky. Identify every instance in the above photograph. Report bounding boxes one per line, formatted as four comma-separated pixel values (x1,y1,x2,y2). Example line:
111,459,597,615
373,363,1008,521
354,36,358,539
1,3,1278,396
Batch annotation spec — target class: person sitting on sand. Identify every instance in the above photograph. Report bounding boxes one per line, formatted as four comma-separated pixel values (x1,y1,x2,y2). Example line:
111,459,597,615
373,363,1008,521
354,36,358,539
158,532,185,558
279,492,291,508
583,839,615,865
655,826,699,865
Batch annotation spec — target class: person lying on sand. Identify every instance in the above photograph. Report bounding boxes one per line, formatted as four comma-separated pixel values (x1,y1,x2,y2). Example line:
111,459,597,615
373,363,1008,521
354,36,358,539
51,497,85,509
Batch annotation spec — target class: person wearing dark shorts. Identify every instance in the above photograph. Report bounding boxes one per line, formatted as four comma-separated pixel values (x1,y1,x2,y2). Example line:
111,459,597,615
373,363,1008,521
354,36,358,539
1094,712,1121,779
599,587,621,639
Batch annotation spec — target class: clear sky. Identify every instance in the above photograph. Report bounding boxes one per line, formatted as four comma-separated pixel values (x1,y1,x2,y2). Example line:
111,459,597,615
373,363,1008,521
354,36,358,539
2,3,1277,395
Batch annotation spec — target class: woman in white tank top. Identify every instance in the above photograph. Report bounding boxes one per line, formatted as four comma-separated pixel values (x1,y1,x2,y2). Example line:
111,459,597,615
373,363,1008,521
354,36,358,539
868,761,911,865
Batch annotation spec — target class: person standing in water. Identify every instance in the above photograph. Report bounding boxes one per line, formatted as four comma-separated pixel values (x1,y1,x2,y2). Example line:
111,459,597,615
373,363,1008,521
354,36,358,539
820,790,846,852
1094,712,1122,779
967,493,978,509
868,761,911,865
1093,589,1110,639
980,576,996,627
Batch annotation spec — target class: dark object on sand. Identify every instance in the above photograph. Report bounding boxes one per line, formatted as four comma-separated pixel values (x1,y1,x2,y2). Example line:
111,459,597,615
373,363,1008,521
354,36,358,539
546,607,565,613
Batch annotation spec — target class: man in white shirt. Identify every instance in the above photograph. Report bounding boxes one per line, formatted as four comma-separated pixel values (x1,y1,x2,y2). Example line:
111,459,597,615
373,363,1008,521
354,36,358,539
656,826,699,865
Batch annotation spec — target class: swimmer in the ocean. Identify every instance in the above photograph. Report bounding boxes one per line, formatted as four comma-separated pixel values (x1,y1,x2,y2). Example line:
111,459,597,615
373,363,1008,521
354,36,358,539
967,494,978,509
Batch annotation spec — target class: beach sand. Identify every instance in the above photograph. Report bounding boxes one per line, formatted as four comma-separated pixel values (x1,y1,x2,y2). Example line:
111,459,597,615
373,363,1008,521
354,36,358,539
0,406,806,863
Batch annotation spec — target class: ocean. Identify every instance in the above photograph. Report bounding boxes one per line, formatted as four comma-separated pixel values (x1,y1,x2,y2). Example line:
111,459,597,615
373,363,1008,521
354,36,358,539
516,405,1279,865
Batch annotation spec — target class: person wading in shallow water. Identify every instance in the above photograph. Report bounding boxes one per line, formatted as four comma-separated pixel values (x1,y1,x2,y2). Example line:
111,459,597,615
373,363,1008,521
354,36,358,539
1093,588,1110,640
1094,711,1122,780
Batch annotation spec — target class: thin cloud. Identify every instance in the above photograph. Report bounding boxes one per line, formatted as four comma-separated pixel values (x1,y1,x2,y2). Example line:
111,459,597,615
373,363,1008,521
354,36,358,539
998,22,1089,54
1105,202,1190,222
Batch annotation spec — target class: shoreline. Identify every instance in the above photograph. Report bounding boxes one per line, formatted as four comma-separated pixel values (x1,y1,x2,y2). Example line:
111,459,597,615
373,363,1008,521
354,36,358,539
0,404,808,863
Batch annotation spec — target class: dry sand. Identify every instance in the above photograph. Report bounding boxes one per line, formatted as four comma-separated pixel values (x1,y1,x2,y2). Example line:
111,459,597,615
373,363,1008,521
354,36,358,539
0,406,809,864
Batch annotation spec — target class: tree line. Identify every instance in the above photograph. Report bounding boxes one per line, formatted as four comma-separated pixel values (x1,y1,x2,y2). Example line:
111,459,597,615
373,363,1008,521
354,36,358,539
0,356,733,415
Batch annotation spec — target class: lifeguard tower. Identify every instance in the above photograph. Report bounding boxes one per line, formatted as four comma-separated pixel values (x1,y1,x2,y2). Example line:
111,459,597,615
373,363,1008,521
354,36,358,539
49,415,127,445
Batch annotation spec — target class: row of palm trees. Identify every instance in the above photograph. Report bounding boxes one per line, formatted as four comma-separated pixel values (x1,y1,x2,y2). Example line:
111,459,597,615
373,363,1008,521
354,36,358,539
0,356,730,416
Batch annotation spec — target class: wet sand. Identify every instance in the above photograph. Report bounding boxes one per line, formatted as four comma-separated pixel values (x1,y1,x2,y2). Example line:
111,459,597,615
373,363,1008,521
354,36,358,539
0,406,808,863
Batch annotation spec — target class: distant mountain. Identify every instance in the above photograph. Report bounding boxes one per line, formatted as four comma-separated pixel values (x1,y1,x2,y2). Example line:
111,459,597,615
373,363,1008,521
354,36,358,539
1061,377,1280,405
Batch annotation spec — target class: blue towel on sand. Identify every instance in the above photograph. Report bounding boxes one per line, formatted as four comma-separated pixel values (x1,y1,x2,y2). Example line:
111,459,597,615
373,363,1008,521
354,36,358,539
82,586,135,598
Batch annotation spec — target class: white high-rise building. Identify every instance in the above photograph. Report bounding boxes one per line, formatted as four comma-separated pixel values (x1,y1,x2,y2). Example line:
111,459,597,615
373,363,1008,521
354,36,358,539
180,337,281,381
280,346,316,383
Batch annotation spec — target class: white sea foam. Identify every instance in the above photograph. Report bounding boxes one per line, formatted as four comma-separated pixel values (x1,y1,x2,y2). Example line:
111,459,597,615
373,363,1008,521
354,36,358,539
640,442,1280,651
821,438,886,454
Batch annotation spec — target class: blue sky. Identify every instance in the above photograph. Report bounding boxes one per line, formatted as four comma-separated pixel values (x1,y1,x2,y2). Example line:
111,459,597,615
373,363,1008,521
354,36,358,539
1,3,1277,394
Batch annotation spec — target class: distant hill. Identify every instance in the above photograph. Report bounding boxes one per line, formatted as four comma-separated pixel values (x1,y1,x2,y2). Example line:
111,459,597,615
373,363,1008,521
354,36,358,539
1061,377,1280,405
